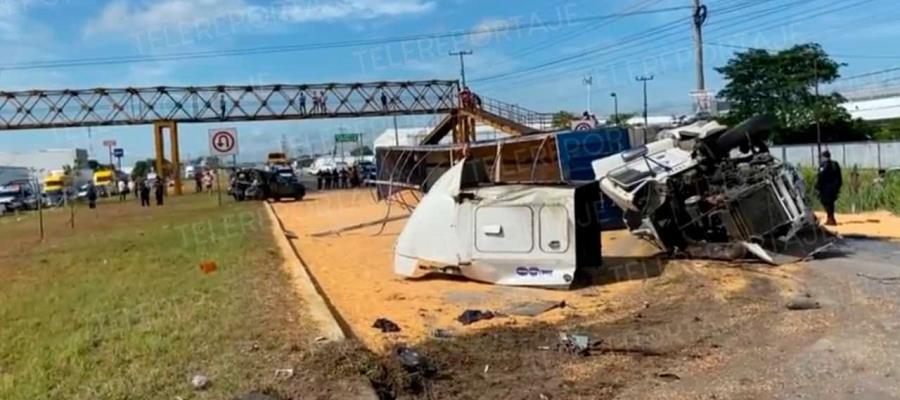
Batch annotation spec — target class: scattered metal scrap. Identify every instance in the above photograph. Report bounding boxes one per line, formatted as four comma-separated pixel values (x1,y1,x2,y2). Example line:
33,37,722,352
309,215,409,237
456,310,497,325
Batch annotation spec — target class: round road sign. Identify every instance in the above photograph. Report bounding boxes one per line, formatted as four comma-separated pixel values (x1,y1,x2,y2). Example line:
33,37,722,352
211,130,236,154
573,122,594,131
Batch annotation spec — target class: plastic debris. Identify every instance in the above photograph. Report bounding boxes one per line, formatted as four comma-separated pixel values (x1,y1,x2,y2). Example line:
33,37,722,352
557,332,591,356
199,260,218,274
191,374,210,390
394,346,438,377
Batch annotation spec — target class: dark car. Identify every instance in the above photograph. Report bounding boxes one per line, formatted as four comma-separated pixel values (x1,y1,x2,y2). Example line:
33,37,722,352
263,168,306,201
0,179,41,212
231,168,305,202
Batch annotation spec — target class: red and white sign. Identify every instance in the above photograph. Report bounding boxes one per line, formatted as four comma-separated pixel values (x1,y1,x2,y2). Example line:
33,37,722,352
209,128,239,156
102,139,117,147
571,121,596,131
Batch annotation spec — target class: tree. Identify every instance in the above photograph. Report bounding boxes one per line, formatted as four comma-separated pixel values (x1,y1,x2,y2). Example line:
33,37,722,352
552,111,576,129
608,112,636,126
132,158,173,179
716,43,868,144
874,119,900,141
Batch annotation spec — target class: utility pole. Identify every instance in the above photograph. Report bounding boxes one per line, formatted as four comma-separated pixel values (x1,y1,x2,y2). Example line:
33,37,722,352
449,50,474,87
692,0,707,94
814,58,823,165
610,92,619,126
583,75,593,114
636,75,654,128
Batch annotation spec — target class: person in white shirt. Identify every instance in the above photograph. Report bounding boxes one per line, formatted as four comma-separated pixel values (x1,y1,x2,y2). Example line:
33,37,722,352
117,179,128,201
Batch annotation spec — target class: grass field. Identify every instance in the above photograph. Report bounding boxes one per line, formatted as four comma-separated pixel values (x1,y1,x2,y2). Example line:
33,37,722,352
0,194,317,399
801,167,900,214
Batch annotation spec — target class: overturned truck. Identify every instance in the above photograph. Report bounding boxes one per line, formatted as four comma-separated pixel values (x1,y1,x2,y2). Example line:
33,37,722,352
592,115,834,264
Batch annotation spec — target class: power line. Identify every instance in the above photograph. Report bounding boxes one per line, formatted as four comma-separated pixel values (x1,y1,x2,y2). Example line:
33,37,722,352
476,0,788,89
482,0,872,92
0,6,694,71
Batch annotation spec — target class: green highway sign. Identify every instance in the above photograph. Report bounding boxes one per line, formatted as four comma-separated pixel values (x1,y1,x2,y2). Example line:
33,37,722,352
335,133,361,143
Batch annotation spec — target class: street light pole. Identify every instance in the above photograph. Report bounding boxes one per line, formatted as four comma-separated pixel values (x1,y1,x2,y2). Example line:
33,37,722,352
583,75,593,114
814,58,823,165
449,50,474,87
610,92,619,126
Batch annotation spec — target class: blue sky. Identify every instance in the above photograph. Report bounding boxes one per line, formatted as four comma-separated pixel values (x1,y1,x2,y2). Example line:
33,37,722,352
2,0,900,164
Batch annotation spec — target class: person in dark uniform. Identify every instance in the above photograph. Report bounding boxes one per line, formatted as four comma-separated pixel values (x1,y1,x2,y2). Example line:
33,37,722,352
339,168,349,189
154,179,165,206
324,169,333,190
87,183,98,209
816,151,842,226
316,169,324,190
140,179,151,207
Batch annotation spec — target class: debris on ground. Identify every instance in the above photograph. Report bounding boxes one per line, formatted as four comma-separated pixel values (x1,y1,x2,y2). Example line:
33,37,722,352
394,346,438,377
856,272,900,284
432,328,454,339
557,332,591,356
656,372,681,381
274,368,294,379
499,300,566,317
372,318,401,333
199,260,218,274
786,296,822,311
283,230,299,239
456,309,496,325
191,374,211,390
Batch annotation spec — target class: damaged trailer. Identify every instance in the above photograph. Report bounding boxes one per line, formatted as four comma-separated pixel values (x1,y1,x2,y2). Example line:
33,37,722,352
591,115,835,264
394,159,604,288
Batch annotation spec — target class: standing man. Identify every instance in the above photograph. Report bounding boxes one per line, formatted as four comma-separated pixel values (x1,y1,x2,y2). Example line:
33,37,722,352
381,91,389,111
87,183,98,209
140,179,151,207
816,150,842,226
154,179,165,206
299,92,307,114
117,178,128,201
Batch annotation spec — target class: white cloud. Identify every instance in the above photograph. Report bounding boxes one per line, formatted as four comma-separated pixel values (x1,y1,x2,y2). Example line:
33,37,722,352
84,0,436,39
83,0,254,38
279,0,435,22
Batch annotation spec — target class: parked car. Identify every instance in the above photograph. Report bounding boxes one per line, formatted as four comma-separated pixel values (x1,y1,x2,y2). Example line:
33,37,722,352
230,168,305,202
0,179,43,212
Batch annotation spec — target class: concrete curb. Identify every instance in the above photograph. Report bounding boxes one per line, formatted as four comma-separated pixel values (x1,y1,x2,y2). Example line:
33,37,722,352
265,202,380,399
264,202,346,341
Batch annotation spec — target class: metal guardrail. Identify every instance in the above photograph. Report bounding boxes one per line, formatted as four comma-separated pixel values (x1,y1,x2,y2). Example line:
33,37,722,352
478,96,555,131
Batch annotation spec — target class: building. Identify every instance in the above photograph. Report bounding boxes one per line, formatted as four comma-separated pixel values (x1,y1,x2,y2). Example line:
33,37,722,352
0,149,88,179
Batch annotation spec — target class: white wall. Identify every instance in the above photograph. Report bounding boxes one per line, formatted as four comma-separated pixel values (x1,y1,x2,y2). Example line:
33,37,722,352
773,141,900,169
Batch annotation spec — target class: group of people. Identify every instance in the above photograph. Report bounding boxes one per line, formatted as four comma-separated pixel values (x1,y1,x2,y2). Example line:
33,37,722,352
315,167,363,190
132,178,165,207
84,177,165,209
193,170,217,194
298,91,330,114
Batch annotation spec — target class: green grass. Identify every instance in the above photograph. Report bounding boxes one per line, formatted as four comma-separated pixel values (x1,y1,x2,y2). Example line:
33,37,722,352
801,167,900,214
0,195,315,399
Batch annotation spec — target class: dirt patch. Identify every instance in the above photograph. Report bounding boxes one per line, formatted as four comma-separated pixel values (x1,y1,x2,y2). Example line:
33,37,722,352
818,211,900,240
271,190,833,399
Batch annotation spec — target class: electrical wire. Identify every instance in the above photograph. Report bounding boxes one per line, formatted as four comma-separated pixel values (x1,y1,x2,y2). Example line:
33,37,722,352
0,6,694,71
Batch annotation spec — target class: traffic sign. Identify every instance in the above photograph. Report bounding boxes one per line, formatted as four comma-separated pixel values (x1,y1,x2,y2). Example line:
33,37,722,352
113,148,124,158
103,139,117,147
335,133,361,143
572,121,595,131
209,128,239,156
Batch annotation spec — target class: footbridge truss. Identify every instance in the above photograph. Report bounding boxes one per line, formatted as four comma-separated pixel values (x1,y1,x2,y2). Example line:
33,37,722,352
0,80,459,130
